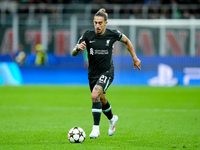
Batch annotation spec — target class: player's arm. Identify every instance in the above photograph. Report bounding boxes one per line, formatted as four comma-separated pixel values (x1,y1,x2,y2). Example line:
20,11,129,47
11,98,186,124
120,34,141,70
71,41,86,57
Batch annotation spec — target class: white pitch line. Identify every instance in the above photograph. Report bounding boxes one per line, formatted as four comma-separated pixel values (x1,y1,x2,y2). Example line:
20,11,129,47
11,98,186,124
0,106,89,111
118,108,200,113
0,106,199,113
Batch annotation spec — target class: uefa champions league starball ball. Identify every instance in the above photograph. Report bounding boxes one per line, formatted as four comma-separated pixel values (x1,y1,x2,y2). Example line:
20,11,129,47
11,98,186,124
68,127,86,143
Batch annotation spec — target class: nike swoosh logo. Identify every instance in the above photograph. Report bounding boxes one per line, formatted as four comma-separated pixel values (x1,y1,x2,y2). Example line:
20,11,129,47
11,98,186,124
89,41,95,43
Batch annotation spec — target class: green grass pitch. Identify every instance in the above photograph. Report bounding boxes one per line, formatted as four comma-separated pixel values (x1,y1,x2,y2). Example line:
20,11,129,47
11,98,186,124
0,86,200,150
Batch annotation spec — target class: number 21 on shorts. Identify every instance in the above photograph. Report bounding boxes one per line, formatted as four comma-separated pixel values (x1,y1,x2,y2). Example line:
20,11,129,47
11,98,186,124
99,75,107,83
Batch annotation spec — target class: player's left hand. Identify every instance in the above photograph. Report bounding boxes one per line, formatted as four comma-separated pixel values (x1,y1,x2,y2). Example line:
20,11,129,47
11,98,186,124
133,58,141,70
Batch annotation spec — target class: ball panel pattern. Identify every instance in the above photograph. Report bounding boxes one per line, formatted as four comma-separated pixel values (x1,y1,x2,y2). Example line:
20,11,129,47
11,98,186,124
68,127,86,143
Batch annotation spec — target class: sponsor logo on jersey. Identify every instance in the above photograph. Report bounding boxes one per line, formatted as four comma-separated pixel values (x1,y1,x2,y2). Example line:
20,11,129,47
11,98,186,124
89,49,109,55
95,50,109,55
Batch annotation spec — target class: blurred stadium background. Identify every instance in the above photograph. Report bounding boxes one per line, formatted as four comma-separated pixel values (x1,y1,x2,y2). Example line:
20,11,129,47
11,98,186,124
0,0,200,86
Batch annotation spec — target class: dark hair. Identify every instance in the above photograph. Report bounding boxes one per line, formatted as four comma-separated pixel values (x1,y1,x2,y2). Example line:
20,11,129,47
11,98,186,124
94,8,108,21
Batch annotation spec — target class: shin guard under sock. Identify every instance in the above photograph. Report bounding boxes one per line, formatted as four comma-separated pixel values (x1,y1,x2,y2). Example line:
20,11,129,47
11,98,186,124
102,100,113,120
92,101,102,125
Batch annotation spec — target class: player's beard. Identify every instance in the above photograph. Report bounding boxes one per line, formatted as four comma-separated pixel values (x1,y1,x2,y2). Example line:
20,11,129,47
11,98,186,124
95,28,105,35
95,27,102,35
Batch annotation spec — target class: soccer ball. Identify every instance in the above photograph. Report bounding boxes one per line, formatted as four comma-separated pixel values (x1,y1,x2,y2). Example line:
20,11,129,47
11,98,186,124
68,127,86,143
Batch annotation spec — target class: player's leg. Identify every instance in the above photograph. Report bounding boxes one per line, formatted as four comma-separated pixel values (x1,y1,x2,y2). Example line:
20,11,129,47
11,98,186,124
100,94,118,136
89,84,104,138
97,71,118,136
100,94,113,120
98,72,115,122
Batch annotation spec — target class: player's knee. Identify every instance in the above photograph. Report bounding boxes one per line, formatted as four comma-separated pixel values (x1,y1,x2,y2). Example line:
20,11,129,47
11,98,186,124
91,92,100,102
91,85,103,102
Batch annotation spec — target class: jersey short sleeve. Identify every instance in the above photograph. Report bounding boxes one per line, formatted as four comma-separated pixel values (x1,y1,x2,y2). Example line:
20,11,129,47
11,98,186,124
77,30,90,45
112,29,123,41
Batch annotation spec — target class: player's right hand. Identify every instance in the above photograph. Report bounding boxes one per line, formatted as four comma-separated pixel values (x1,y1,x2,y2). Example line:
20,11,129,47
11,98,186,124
78,41,86,51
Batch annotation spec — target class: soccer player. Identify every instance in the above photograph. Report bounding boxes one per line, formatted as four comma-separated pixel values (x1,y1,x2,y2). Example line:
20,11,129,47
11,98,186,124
71,8,141,139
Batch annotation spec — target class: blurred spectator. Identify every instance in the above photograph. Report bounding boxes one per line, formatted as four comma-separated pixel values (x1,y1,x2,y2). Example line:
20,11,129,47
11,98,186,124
18,0,31,3
132,7,143,19
28,0,41,4
35,44,48,66
144,0,160,4
159,0,171,4
91,0,108,4
148,7,160,19
182,9,190,18
35,1,48,14
190,5,199,18
14,44,26,65
0,0,18,13
1,0,200,24
106,0,143,3
120,9,132,19
160,6,171,18
176,0,193,4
